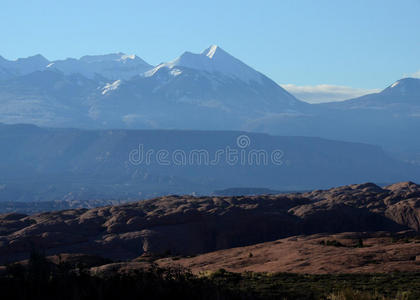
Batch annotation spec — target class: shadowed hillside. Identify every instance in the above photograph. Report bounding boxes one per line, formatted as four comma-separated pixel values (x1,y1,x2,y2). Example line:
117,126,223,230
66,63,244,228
0,124,418,202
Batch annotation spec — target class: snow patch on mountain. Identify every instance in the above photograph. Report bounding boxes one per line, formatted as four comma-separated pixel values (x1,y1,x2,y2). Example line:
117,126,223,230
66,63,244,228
120,54,137,61
102,80,122,95
205,45,218,59
391,81,400,88
170,68,182,76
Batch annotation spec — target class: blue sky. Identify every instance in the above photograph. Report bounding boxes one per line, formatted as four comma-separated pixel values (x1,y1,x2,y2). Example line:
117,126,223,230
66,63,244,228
1,0,419,100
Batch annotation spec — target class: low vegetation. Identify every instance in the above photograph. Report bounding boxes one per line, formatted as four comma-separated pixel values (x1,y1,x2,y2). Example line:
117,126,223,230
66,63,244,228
1,251,419,300
319,238,364,248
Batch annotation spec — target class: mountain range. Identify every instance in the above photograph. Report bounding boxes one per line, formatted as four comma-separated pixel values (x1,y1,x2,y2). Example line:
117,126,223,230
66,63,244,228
0,46,305,131
0,46,419,162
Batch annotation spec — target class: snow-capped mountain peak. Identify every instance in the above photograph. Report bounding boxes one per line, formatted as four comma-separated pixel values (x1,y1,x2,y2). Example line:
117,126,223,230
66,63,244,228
145,45,263,83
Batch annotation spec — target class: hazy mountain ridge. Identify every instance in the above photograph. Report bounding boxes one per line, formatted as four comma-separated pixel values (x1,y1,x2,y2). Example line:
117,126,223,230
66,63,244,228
0,124,417,202
322,78,420,109
0,54,50,78
249,77,420,158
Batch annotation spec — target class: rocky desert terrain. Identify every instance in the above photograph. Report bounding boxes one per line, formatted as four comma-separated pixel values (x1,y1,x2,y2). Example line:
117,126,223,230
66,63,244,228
0,181,419,269
157,232,420,274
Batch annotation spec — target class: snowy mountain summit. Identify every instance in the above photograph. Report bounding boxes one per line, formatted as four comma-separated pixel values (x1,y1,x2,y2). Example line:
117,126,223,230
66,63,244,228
146,45,263,83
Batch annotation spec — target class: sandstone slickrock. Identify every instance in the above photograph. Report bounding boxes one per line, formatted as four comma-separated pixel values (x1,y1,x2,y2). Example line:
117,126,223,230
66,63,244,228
157,232,420,274
1,182,419,264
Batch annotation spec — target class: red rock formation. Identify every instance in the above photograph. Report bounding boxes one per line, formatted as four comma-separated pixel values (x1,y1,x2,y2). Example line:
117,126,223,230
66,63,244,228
0,182,419,264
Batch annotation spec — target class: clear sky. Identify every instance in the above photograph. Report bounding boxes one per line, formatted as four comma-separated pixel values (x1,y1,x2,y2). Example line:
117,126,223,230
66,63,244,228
1,0,419,95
